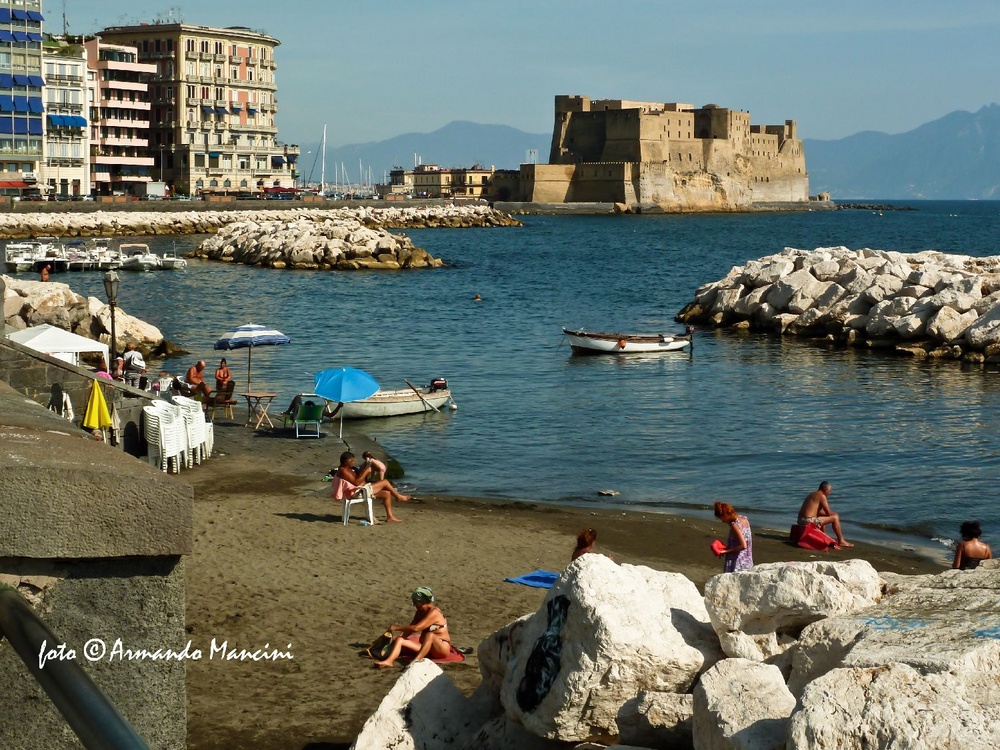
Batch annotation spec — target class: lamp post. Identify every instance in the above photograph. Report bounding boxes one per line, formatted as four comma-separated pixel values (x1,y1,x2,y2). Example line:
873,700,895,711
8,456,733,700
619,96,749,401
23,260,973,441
103,270,119,366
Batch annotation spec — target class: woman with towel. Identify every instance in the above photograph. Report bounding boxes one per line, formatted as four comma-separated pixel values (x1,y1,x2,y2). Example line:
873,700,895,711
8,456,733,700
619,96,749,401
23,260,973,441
373,587,452,668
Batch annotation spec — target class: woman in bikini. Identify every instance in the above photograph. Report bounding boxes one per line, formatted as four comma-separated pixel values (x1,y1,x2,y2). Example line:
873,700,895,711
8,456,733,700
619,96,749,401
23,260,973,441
373,587,451,668
953,520,992,570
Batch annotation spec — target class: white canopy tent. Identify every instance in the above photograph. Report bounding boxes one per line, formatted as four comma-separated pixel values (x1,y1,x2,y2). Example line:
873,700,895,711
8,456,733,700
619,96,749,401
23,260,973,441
6,324,109,367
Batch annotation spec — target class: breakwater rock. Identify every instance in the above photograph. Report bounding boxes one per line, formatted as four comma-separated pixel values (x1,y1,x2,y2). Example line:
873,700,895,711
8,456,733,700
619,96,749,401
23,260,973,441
676,246,1000,363
0,204,521,240
1,275,163,355
352,555,1000,749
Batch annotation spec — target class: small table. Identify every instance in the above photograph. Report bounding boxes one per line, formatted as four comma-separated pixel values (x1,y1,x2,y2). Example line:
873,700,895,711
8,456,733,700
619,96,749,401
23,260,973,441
241,392,278,430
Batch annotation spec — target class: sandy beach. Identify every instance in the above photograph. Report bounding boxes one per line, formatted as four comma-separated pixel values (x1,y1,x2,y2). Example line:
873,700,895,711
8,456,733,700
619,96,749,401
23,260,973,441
180,421,942,749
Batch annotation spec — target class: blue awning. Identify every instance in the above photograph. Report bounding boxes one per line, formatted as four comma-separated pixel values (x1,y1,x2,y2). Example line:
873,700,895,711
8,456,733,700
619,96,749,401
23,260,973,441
0,31,14,43
12,32,30,43
26,33,43,42
12,9,29,20
0,95,13,112
48,114,66,126
28,75,44,87
13,74,30,86
13,96,29,113
271,156,285,164
28,118,41,135
0,74,11,87
208,152,221,158
214,106,228,115
0,9,11,22
27,11,44,21
68,115,87,127
13,118,28,134
27,98,43,113
201,105,214,113
0,120,11,134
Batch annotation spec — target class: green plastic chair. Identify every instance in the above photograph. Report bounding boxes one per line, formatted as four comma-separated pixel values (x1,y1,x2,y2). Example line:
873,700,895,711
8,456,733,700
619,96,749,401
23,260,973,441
293,400,325,438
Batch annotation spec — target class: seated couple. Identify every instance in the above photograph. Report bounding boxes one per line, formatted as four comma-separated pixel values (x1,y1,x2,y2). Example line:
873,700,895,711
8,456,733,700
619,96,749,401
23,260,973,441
330,451,411,523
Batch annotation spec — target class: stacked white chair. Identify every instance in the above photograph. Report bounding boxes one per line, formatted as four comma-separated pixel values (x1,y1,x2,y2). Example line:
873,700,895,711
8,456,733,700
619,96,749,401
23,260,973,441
203,421,214,459
172,396,207,468
150,399,189,470
142,405,185,473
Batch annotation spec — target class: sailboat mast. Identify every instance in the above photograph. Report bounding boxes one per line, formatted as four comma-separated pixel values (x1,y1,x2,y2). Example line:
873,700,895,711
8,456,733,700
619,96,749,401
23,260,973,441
319,125,327,194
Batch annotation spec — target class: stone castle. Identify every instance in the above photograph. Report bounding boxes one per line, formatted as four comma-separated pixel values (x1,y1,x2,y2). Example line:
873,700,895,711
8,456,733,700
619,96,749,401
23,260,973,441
499,95,810,210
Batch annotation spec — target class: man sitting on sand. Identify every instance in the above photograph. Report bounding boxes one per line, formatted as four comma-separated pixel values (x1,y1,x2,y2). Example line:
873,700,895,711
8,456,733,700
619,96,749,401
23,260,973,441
332,451,411,523
798,481,853,548
185,360,212,398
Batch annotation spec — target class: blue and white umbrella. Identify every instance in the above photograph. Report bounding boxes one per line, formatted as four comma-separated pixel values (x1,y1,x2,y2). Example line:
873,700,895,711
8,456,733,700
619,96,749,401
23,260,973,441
314,366,380,438
214,322,290,393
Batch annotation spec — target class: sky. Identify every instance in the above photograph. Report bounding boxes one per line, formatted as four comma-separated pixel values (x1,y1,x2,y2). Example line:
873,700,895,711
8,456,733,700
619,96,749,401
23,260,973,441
65,0,1000,149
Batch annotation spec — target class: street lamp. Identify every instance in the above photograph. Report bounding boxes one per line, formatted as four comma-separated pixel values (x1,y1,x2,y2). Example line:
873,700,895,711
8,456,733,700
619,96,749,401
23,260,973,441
103,270,119,365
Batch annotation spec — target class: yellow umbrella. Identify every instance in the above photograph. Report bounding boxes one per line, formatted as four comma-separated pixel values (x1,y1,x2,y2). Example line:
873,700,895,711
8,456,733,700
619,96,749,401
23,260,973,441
82,379,113,431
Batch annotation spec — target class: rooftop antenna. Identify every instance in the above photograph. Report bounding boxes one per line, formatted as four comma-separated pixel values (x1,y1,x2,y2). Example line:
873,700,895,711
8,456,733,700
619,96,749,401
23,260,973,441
526,149,538,164
61,0,67,35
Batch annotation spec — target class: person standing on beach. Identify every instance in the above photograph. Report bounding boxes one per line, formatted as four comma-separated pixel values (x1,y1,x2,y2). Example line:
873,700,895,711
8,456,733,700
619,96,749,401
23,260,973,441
714,502,753,572
797,481,854,548
332,451,411,523
953,521,992,570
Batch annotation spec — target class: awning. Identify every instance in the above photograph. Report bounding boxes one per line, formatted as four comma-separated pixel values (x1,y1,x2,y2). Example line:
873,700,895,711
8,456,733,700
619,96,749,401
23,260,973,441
0,121,12,134
208,152,221,158
13,96,29,112
12,32,30,43
247,107,258,114
27,75,44,87
28,98,43,113
0,95,14,111
27,33,43,42
201,105,214,113
214,106,228,115
66,115,87,127
28,119,41,135
27,10,44,21
0,181,30,189
12,9,29,20
13,74,30,86
271,156,285,164
0,9,11,22
0,31,14,43
13,118,28,135
48,114,66,126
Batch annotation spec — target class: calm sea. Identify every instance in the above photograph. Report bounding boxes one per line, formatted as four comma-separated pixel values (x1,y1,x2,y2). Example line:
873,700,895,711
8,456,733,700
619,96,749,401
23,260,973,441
58,201,1000,559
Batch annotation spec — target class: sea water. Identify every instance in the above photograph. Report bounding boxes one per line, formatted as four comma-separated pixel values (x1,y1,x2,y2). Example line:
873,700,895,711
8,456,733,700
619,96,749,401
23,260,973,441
59,201,1000,558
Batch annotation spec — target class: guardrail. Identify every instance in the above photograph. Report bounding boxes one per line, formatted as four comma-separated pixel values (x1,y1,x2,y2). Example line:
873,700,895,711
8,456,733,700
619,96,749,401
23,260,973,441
0,588,149,750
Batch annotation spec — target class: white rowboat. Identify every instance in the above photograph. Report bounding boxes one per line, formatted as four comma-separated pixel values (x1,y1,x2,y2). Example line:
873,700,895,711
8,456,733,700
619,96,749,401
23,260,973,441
563,327,692,355
340,385,453,419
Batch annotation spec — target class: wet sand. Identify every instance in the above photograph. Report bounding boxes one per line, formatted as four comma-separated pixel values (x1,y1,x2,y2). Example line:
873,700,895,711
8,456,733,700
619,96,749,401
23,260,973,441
181,421,943,749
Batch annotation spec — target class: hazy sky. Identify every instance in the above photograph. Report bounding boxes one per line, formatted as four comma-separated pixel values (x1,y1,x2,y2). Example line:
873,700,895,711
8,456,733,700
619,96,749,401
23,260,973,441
67,0,1000,148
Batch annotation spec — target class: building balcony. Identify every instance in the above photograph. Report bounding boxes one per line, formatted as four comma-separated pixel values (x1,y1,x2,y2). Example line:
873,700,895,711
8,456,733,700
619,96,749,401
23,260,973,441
214,53,228,62
231,56,243,64
101,137,149,148
117,175,152,182
198,51,214,61
94,59,157,74
93,155,155,166
99,79,146,92
97,99,151,111
98,117,150,129
44,73,85,84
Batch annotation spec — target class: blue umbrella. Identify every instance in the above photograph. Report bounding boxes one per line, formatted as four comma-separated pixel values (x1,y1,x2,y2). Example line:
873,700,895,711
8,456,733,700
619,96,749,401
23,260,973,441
214,322,290,393
314,366,380,438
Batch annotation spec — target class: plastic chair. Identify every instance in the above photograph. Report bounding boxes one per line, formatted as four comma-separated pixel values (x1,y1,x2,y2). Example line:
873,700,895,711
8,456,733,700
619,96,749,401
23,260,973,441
207,381,237,420
331,477,374,526
293,400,324,438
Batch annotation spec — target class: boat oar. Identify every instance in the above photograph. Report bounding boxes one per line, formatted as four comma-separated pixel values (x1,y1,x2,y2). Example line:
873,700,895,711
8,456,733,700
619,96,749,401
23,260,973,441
404,379,440,413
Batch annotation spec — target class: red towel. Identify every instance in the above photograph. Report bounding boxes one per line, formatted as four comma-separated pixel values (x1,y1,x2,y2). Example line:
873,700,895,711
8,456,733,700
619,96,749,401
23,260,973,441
399,633,466,663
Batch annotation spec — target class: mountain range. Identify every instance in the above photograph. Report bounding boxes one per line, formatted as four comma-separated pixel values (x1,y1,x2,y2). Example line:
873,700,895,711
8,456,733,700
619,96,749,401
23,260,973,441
301,105,1000,200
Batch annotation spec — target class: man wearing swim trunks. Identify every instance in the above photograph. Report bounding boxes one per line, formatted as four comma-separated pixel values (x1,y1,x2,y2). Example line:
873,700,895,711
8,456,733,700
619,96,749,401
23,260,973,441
798,481,853,548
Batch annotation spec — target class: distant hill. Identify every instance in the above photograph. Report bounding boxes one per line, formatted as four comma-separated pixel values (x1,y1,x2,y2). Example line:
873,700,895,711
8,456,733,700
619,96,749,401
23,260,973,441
297,121,550,185
804,104,1000,200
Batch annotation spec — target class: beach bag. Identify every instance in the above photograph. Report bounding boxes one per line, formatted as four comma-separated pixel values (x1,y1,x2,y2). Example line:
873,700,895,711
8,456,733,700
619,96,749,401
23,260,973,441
793,523,837,551
366,631,394,660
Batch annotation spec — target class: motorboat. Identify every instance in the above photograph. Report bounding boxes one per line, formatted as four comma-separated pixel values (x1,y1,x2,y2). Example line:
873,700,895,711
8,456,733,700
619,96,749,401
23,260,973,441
91,238,122,270
120,243,162,272
562,327,693,355
160,243,188,270
64,241,96,272
340,379,454,419
4,241,39,272
31,237,69,273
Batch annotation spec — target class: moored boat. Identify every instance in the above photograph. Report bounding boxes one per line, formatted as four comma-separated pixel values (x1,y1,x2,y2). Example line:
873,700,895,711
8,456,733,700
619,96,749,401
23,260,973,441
160,243,188,270
120,243,161,272
340,379,454,418
562,327,693,355
4,241,39,272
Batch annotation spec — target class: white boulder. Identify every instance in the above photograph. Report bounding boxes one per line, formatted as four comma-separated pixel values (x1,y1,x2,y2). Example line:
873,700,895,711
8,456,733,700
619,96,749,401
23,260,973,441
617,691,693,749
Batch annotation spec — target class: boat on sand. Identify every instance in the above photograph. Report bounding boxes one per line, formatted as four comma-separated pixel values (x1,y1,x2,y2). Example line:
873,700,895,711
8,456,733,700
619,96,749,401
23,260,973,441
562,327,693,355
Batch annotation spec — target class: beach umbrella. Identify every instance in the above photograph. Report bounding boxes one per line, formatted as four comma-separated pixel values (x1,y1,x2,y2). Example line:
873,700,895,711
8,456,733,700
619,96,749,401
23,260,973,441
313,366,380,438
213,322,290,393
82,379,113,439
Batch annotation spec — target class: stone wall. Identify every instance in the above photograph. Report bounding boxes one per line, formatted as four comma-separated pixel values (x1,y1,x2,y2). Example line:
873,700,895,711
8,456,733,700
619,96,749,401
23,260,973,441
0,380,191,749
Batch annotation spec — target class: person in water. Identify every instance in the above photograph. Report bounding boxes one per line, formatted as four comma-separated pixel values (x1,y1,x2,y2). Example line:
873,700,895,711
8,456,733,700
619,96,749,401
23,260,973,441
952,520,992,570
373,587,452,668
714,501,753,572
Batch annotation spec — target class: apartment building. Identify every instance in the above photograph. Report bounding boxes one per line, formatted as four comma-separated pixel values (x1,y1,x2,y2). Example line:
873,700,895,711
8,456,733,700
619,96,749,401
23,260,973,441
84,38,155,196
0,0,45,197
385,163,494,199
38,40,89,197
98,22,299,196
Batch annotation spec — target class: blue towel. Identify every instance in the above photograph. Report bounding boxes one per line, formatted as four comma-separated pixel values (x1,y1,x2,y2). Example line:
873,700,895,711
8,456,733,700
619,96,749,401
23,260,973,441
504,570,560,588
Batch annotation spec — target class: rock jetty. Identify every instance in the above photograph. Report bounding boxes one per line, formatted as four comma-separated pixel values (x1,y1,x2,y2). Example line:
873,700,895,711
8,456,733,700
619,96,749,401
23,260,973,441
677,246,1000,363
1,275,163,355
0,204,521,240
352,554,1000,749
